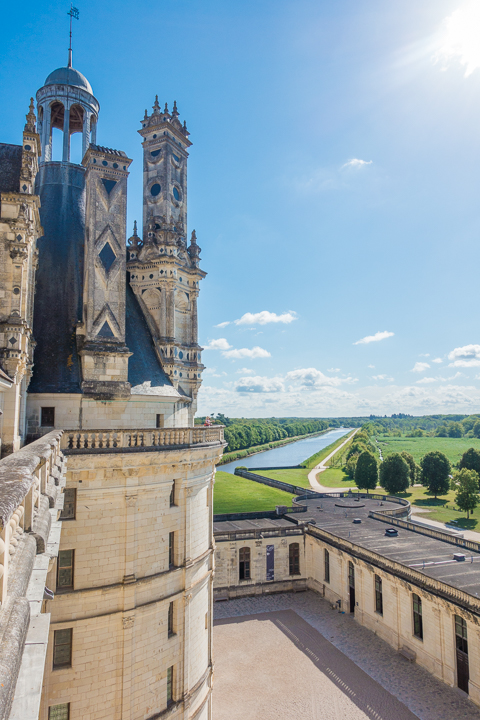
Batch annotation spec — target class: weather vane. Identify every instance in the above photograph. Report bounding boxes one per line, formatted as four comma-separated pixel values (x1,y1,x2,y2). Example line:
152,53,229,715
67,4,80,68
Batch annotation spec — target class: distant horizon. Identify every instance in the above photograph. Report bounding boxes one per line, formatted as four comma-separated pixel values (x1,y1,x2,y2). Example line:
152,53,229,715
2,1,480,418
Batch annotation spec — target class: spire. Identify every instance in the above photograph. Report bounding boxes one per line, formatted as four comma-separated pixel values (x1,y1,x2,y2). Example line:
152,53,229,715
152,95,160,114
67,5,79,68
24,97,36,133
172,101,179,118
164,102,169,115
143,109,148,121
133,219,138,236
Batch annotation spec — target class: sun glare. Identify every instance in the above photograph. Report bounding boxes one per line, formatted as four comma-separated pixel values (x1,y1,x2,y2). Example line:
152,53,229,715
437,0,480,76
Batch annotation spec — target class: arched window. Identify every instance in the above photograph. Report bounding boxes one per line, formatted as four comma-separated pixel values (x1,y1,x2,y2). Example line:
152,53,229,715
289,543,300,575
412,593,423,639
50,101,65,161
239,547,250,581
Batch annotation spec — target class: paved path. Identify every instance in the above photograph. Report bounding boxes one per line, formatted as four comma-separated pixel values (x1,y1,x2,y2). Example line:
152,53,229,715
410,512,480,542
308,428,358,492
214,591,480,720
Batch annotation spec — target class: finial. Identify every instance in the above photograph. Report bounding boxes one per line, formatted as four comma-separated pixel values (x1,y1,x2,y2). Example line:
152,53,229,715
153,95,160,112
67,5,79,69
183,120,189,135
133,220,138,236
164,102,169,114
172,101,179,117
24,97,36,133
191,230,197,244
143,109,148,121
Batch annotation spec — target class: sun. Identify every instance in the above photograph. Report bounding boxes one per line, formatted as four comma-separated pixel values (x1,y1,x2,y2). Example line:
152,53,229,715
437,1,480,76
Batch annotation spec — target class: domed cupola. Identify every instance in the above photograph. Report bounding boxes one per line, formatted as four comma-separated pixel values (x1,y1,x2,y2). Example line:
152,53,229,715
36,59,100,164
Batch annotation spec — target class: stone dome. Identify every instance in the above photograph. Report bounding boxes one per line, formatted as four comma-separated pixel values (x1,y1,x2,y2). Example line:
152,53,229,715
44,66,93,95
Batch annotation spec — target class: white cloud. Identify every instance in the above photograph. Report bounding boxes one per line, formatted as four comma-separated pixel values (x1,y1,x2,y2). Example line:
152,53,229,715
234,311,297,326
285,367,357,389
416,377,437,384
215,321,230,328
372,375,394,381
419,353,430,357
354,331,394,345
432,358,443,364
368,364,375,369
203,338,231,351
327,368,341,373
435,1,480,77
235,376,284,394
236,367,255,375
222,346,271,359
448,344,480,367
342,159,373,169
412,362,430,373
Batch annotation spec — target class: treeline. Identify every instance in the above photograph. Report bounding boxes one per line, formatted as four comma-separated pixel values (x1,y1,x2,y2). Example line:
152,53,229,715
196,415,329,452
364,414,480,437
343,425,480,518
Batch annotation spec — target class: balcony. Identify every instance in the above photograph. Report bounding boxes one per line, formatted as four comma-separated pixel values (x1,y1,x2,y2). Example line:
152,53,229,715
61,425,225,453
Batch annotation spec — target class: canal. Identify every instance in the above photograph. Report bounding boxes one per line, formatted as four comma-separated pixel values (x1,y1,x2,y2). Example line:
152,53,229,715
219,427,353,474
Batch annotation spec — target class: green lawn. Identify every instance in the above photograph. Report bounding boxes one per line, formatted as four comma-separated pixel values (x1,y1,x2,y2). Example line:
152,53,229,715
214,471,295,514
375,436,480,466
259,467,311,488
316,467,357,488
301,429,356,469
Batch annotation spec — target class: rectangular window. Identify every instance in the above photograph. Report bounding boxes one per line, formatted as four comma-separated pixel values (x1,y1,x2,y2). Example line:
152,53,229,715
168,601,174,637
289,543,300,575
239,547,251,580
156,414,164,428
167,665,174,706
41,407,55,427
374,575,383,615
49,704,70,720
413,594,423,640
169,532,175,568
57,550,74,591
455,615,468,654
60,488,76,520
324,549,330,583
53,628,72,669
170,481,176,507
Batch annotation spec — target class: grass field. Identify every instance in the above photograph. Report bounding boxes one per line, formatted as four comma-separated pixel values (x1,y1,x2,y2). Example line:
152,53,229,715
375,436,480,465
213,471,294,514
317,467,357,488
259,468,311,488
301,429,356,469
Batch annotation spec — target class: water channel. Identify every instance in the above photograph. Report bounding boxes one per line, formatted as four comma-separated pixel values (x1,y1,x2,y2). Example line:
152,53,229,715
219,427,353,474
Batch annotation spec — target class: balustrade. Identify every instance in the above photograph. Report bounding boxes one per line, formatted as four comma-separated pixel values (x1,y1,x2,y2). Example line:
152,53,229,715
61,425,224,452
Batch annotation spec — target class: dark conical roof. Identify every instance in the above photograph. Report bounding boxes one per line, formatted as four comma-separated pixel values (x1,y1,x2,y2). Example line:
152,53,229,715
44,66,93,94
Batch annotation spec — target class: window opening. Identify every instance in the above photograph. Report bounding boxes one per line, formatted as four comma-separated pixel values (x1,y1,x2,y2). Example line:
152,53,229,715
455,615,469,693
239,547,250,580
57,550,74,591
170,481,176,507
60,488,76,520
169,532,175,568
53,628,72,669
167,665,174,705
289,543,300,575
324,549,330,583
49,704,70,720
413,594,423,639
168,601,174,637
374,575,383,615
41,407,55,427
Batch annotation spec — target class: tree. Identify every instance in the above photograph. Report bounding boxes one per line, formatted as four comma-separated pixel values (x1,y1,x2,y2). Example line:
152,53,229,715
420,451,451,498
448,422,463,438
345,453,359,479
473,421,480,439
435,425,448,437
355,451,378,493
452,469,479,519
379,453,410,494
400,451,417,486
459,448,480,483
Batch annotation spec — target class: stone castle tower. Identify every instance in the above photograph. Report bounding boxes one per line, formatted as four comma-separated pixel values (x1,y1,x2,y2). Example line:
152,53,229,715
0,57,224,720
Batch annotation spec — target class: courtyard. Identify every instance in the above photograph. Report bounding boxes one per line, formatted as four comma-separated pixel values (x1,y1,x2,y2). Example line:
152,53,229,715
213,591,480,720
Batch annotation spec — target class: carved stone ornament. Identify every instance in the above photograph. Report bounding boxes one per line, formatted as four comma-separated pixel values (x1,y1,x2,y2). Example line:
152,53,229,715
122,615,135,629
125,494,138,507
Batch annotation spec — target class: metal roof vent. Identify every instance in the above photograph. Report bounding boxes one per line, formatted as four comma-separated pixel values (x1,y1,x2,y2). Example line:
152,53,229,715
385,527,398,537
453,553,466,562
353,518,362,524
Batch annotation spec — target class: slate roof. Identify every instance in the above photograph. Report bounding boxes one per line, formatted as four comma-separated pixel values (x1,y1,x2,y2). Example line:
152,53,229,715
0,144,22,193
30,162,174,395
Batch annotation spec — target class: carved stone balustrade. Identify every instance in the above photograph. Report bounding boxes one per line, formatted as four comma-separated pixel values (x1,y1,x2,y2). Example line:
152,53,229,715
61,425,224,453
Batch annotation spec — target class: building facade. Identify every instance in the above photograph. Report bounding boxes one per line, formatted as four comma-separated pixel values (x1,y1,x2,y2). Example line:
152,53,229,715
214,493,480,707
0,56,224,720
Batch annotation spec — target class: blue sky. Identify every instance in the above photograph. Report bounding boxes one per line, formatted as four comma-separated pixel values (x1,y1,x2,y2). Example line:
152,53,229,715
3,0,480,417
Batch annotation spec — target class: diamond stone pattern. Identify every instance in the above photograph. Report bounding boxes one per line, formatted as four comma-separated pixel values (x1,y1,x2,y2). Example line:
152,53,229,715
99,243,116,273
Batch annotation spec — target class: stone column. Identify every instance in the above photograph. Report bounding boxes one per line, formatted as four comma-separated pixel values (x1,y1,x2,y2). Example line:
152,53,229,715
41,103,52,162
82,111,89,159
191,293,198,345
62,104,70,162
166,286,175,338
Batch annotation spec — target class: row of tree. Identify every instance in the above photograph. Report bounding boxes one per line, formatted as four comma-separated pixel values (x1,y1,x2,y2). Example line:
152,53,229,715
351,444,480,518
202,416,330,452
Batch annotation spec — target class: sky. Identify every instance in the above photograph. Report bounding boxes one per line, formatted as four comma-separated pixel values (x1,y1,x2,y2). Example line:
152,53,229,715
2,0,480,418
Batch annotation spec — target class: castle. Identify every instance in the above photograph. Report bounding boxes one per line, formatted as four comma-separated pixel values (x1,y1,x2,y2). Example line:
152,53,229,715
0,57,224,720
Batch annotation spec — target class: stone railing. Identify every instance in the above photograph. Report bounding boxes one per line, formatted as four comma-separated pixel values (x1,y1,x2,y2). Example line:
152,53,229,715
369,512,480,551
213,525,305,543
61,425,225,452
0,430,66,720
